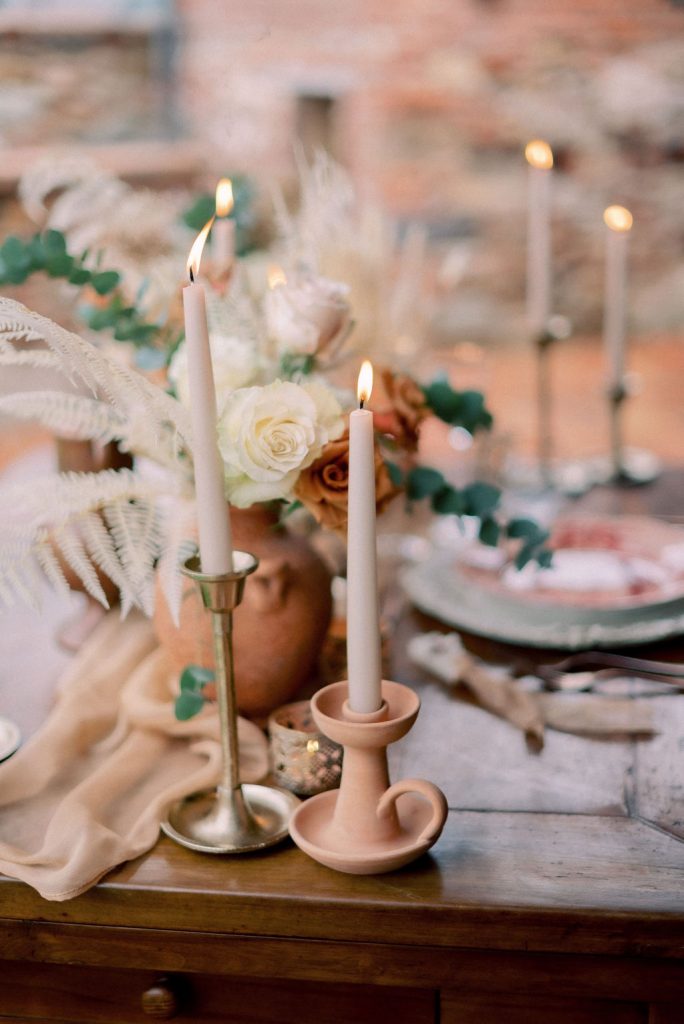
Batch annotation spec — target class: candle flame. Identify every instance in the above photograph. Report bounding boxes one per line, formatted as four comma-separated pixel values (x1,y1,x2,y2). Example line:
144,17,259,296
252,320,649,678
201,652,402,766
215,177,234,217
186,217,214,281
603,205,633,233
525,139,553,170
357,360,373,405
267,264,287,289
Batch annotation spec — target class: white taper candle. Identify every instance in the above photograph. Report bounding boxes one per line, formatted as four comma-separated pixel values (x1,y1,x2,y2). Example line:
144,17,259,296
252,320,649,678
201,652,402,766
183,218,233,575
213,177,235,275
603,205,633,391
525,140,554,336
347,360,383,714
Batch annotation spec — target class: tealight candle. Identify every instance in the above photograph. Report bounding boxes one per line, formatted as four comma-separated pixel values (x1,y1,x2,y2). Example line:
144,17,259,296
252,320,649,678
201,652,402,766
525,139,554,335
212,177,235,275
603,205,633,391
182,218,233,574
346,360,382,714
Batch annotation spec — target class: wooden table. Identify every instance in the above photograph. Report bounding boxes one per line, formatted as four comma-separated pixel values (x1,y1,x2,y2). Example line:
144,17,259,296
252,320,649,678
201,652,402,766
1,477,684,1022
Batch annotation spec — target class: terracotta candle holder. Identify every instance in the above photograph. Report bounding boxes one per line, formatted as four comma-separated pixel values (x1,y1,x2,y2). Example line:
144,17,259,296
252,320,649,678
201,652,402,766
289,680,448,875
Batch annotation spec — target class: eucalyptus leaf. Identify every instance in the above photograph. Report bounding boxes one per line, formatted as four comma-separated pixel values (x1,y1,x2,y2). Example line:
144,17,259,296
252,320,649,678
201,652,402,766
174,691,206,721
43,230,67,257
462,481,501,518
431,486,466,516
478,516,501,547
385,460,404,487
46,254,74,278
507,518,543,541
68,267,91,286
406,466,445,500
180,665,215,693
91,270,121,296
0,236,30,272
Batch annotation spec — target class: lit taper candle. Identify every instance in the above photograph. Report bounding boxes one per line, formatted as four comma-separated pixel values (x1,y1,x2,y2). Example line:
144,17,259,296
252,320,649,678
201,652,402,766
183,217,233,574
525,140,554,335
603,205,633,391
347,360,383,714
212,177,235,275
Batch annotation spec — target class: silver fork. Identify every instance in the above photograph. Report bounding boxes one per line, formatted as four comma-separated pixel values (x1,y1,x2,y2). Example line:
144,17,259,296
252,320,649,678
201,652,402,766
528,651,684,693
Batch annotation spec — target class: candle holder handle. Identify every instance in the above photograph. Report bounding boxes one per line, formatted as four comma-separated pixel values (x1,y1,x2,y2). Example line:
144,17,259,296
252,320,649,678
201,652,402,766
161,550,299,854
289,680,448,874
377,779,449,844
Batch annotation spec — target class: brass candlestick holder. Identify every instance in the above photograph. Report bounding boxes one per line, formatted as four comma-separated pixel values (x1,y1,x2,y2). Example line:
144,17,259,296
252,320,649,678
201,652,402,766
606,379,660,486
161,551,299,854
289,680,448,875
534,316,572,489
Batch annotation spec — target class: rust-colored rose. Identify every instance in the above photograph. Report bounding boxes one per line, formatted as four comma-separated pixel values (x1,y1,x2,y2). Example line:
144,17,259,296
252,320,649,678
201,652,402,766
370,367,429,451
295,431,399,534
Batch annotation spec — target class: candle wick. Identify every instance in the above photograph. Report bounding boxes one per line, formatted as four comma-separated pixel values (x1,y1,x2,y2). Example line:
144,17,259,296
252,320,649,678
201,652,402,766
359,398,364,410
189,266,195,284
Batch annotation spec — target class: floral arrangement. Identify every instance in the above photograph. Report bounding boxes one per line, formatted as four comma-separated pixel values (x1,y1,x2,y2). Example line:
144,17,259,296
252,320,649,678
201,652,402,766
0,154,550,619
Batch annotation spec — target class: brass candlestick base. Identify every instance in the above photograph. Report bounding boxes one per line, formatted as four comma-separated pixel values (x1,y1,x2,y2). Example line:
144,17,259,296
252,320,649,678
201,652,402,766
289,680,448,875
161,551,299,854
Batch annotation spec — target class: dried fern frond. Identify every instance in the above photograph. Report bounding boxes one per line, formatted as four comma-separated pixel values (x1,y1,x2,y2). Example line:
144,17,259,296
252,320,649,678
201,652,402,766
18,153,101,225
0,299,193,466
0,391,127,446
0,469,166,613
156,496,197,627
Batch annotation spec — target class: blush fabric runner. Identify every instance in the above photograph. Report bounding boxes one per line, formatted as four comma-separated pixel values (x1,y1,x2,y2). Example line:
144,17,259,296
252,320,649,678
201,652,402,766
0,612,268,901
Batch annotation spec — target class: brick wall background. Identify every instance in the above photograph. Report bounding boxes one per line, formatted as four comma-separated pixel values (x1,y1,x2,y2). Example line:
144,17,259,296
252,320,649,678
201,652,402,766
178,0,684,338
0,1,682,340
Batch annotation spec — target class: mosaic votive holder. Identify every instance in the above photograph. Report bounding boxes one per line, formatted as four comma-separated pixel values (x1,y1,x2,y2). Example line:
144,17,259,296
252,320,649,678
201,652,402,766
268,700,343,797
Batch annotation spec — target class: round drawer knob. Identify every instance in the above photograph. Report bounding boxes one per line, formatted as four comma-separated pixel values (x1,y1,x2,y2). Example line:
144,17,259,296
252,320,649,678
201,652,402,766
142,977,179,1019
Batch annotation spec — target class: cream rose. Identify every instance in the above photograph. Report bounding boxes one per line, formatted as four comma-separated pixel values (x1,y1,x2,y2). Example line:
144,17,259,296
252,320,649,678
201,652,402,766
264,273,351,358
168,332,259,412
217,379,345,507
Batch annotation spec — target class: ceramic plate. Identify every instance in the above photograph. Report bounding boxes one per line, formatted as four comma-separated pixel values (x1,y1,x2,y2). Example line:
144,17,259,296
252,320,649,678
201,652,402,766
401,516,684,650
0,716,21,762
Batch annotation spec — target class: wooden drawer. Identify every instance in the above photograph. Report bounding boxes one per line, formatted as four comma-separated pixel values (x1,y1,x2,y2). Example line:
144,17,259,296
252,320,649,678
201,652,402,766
441,991,649,1024
0,960,437,1023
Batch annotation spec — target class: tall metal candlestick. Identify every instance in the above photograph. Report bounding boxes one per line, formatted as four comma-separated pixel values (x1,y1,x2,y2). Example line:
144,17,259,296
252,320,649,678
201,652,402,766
161,552,299,853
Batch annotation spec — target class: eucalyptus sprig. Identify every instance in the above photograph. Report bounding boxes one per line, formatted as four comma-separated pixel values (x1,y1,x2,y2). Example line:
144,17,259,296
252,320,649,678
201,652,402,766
174,665,215,720
422,376,493,434
383,374,549,567
387,461,551,568
0,229,181,363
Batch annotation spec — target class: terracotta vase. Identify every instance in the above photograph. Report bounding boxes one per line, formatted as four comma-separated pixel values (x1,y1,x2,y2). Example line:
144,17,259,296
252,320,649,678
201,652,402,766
153,505,333,719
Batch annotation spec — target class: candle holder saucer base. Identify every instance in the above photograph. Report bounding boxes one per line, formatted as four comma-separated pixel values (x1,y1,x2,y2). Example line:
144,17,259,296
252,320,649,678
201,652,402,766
290,787,441,875
289,680,448,875
162,783,300,854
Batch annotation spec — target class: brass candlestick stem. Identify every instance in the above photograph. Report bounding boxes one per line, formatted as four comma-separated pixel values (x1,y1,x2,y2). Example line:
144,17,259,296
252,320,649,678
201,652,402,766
536,327,555,488
161,551,299,854
605,380,661,486
609,380,628,481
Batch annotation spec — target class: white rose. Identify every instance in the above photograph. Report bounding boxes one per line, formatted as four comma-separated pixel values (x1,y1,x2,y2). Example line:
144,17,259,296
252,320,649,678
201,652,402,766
264,273,351,357
217,379,344,507
168,333,259,412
